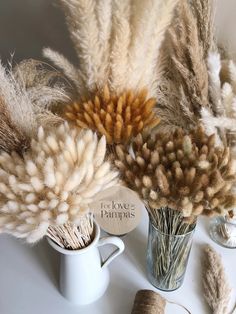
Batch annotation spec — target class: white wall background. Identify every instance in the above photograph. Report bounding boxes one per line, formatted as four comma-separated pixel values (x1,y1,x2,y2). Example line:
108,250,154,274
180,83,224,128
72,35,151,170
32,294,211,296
0,0,77,64
0,0,235,64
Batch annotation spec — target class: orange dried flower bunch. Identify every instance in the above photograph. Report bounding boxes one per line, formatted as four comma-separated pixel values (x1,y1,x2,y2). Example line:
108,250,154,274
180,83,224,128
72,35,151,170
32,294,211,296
65,85,160,144
114,125,236,219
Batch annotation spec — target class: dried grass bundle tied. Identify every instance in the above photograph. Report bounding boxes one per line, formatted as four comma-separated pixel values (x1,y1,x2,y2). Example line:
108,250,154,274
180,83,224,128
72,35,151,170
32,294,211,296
40,0,179,143
114,125,236,220
65,85,160,144
203,245,232,314
0,123,118,243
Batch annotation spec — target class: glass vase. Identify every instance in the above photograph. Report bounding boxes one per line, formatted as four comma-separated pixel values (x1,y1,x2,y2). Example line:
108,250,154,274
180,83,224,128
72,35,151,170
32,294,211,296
209,215,236,249
146,208,196,291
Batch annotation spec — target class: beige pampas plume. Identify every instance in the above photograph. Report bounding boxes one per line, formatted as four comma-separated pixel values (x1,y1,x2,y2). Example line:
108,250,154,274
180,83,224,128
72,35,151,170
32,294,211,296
13,58,70,110
59,0,101,91
203,245,232,314
168,0,209,112
45,0,178,96
95,0,112,86
109,0,131,93
139,0,179,97
41,0,179,143
0,123,118,243
156,0,215,131
0,96,28,154
190,0,215,58
201,52,236,153
0,60,67,154
114,125,236,220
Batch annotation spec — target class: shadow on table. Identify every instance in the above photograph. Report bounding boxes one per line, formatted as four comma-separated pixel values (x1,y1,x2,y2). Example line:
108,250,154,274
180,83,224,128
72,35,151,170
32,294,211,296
31,239,60,289
124,228,147,278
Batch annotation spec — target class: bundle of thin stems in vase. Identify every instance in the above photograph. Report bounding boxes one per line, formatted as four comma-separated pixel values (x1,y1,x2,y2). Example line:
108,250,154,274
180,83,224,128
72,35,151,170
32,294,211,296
114,125,236,290
148,207,196,290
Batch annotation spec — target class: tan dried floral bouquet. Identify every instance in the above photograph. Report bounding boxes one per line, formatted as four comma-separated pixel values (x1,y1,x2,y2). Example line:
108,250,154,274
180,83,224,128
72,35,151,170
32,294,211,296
115,125,236,222
0,63,118,248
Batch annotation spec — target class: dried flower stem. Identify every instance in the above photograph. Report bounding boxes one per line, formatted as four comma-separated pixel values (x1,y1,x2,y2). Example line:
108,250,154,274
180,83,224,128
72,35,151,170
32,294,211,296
47,214,94,250
203,245,232,314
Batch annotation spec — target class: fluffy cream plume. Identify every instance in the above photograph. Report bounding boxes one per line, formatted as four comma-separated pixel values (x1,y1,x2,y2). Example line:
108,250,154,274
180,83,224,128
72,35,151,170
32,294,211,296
42,49,85,95
203,245,232,314
43,0,177,98
0,60,65,154
168,0,209,112
0,123,119,243
190,0,215,58
114,125,236,220
140,0,179,97
156,0,215,131
95,0,112,86
201,52,236,154
110,0,131,93
0,62,36,138
13,59,70,108
0,97,29,154
59,0,101,90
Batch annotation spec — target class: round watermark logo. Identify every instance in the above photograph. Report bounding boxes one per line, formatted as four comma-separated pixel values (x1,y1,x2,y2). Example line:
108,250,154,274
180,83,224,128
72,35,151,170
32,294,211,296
91,186,142,235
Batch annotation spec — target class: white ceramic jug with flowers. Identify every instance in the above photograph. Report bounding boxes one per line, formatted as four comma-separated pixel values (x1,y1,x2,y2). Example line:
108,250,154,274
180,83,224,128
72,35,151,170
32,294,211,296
48,221,124,305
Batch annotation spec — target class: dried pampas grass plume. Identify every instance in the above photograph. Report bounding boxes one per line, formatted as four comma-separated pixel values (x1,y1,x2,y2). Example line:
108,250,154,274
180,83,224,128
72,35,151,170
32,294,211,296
114,125,236,220
42,0,178,99
13,59,70,109
0,123,119,243
201,52,236,153
156,0,215,131
0,60,67,154
65,85,160,144
0,96,29,154
190,0,215,58
203,245,232,314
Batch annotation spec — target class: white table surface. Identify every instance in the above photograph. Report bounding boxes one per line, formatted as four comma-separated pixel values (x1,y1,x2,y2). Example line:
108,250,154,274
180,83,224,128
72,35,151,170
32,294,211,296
0,208,235,314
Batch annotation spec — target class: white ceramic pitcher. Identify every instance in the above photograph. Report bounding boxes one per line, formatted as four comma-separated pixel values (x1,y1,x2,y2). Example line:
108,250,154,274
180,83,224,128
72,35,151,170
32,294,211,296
48,221,125,305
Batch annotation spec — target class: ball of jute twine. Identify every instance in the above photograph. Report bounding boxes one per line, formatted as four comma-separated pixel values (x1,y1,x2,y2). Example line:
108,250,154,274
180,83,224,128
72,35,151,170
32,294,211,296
131,290,166,314
131,290,191,314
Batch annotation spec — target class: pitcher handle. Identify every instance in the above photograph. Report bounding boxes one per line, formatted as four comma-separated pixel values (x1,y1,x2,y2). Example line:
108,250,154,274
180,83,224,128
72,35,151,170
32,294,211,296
97,237,125,268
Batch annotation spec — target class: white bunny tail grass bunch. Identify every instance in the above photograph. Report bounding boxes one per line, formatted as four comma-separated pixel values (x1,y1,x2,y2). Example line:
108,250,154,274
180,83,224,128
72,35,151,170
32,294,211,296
203,245,232,314
0,60,67,154
0,123,119,243
43,0,178,98
47,214,94,250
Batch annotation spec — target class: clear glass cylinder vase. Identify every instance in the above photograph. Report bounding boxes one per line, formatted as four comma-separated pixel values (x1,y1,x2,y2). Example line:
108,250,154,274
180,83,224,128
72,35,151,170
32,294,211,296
146,210,196,291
